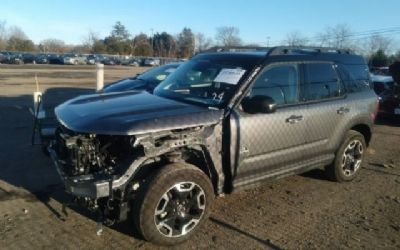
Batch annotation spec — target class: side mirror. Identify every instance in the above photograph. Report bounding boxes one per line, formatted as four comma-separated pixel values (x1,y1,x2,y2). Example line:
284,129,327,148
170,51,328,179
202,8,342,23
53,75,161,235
242,95,277,114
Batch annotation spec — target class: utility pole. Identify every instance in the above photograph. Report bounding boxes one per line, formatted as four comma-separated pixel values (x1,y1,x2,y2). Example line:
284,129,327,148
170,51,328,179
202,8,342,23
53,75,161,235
266,36,271,47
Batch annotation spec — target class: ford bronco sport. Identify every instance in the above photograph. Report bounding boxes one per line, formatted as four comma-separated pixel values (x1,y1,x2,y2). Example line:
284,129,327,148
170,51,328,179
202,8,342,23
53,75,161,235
49,46,378,245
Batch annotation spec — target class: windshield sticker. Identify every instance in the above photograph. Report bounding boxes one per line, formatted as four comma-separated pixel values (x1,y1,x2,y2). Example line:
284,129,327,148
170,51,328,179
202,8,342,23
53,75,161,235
213,68,246,85
165,68,177,73
156,74,167,81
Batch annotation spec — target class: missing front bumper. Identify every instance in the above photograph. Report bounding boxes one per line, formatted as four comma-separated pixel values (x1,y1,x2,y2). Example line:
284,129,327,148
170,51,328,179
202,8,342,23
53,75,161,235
48,146,111,199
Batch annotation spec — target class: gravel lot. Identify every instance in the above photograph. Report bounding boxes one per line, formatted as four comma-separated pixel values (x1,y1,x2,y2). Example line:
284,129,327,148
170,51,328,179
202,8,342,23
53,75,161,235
1,65,399,250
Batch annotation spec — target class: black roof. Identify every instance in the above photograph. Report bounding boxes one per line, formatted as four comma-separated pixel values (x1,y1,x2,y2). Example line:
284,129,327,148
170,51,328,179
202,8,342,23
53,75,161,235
193,51,267,65
200,46,365,65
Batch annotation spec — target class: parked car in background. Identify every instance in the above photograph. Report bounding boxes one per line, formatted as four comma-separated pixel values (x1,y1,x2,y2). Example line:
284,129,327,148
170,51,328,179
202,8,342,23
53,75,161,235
0,51,10,63
144,58,160,66
35,54,49,64
22,53,36,64
102,63,181,93
121,58,140,66
102,56,119,65
119,56,131,65
95,55,107,64
371,73,400,118
378,84,400,118
371,66,390,76
371,74,395,95
86,55,96,65
0,53,5,63
48,54,64,64
8,53,24,64
128,59,140,66
63,54,87,65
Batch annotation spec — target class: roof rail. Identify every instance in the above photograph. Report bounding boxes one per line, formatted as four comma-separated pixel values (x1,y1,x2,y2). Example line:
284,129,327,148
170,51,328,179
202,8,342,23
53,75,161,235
203,46,269,53
267,46,354,56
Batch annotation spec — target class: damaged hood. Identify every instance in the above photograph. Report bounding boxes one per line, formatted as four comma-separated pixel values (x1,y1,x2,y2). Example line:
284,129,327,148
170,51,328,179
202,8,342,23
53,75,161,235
55,91,223,135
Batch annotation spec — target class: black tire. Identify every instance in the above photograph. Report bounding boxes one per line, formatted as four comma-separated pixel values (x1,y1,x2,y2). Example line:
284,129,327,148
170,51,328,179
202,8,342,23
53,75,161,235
325,130,366,182
133,163,214,245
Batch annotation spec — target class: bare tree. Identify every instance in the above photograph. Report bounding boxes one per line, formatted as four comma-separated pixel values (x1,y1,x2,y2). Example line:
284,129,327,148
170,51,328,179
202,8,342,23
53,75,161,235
364,34,392,56
195,32,213,52
132,33,153,56
153,32,177,57
215,26,242,47
316,24,353,49
82,30,99,52
8,25,28,40
6,37,35,52
284,31,309,47
177,27,195,58
0,20,6,50
0,20,6,38
39,39,66,53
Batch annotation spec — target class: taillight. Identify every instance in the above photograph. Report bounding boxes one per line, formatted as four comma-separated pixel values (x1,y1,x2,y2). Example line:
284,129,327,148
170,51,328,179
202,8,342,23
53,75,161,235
371,98,379,121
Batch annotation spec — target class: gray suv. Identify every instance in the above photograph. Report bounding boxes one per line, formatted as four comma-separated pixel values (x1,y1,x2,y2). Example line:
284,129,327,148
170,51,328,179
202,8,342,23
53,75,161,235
49,46,378,245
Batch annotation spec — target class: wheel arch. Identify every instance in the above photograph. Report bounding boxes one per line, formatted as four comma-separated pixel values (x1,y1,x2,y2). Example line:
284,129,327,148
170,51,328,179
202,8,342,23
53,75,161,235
350,123,372,146
125,145,220,197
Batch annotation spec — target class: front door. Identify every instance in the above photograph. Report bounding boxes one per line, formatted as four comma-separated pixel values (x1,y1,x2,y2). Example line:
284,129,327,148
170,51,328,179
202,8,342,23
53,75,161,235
231,63,308,186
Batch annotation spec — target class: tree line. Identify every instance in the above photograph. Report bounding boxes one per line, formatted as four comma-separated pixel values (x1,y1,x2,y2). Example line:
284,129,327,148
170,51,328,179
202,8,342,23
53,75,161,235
82,23,240,58
0,20,399,66
0,21,222,58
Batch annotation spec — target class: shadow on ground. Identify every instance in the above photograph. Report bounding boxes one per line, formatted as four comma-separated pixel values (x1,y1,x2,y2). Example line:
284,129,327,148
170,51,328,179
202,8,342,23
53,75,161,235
0,87,96,221
375,115,400,127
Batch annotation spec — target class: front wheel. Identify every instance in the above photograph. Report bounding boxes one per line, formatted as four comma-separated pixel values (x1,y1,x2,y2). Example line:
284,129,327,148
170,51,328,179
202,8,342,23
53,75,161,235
325,130,366,182
134,163,214,245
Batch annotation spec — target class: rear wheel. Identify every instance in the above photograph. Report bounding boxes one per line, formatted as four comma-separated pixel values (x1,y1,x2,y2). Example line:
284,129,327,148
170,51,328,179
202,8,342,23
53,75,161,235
325,130,366,182
134,163,214,245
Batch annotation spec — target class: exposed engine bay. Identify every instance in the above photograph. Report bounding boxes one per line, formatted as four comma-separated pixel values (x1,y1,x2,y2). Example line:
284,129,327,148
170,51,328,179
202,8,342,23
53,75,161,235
54,126,135,177
50,124,222,225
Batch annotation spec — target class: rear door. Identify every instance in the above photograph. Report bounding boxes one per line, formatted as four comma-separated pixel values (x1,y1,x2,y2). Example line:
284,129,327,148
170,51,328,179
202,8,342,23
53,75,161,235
301,62,348,156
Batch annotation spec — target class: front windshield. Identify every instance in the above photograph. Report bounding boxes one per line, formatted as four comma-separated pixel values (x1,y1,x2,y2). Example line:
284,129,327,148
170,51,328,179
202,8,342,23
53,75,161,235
154,55,259,107
137,63,179,82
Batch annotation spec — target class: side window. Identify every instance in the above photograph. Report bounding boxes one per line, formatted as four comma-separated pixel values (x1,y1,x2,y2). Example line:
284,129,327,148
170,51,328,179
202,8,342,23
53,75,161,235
337,64,371,93
250,64,299,105
303,63,341,101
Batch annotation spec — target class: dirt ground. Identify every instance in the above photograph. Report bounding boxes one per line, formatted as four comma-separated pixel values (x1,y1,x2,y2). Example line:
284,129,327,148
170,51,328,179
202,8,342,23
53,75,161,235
0,64,399,250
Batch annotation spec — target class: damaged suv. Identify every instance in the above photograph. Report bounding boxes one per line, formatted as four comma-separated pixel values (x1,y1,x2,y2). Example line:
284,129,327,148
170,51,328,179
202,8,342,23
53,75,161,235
49,46,378,245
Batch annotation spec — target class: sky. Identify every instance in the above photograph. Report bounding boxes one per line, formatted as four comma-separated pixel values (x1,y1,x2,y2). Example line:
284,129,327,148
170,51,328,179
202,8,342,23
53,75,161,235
1,0,400,47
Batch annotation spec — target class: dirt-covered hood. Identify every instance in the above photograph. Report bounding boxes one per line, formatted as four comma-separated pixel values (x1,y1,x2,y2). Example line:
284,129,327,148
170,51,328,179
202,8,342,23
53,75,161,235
55,91,223,135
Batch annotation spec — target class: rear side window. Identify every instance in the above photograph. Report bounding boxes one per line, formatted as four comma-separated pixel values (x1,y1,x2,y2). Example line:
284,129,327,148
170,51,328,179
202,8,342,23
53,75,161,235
303,63,341,101
338,64,371,93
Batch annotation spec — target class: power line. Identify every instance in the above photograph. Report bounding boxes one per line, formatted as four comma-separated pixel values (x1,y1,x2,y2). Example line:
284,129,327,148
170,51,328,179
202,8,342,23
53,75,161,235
254,27,400,46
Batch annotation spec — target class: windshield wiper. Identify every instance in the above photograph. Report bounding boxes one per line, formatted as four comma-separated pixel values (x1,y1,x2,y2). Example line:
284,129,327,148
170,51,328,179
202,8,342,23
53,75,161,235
183,97,210,104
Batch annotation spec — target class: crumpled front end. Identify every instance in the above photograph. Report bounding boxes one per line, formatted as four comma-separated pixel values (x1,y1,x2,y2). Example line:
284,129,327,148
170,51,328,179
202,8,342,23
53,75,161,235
49,122,224,224
49,125,136,199
48,124,144,223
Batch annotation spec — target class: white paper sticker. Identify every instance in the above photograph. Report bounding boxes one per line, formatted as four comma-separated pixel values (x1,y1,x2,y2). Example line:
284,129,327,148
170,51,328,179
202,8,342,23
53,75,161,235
213,68,246,85
165,68,177,73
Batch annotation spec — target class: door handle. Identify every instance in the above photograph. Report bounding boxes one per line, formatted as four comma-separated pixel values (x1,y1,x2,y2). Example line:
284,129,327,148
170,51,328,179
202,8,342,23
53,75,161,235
286,115,303,124
337,107,350,114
